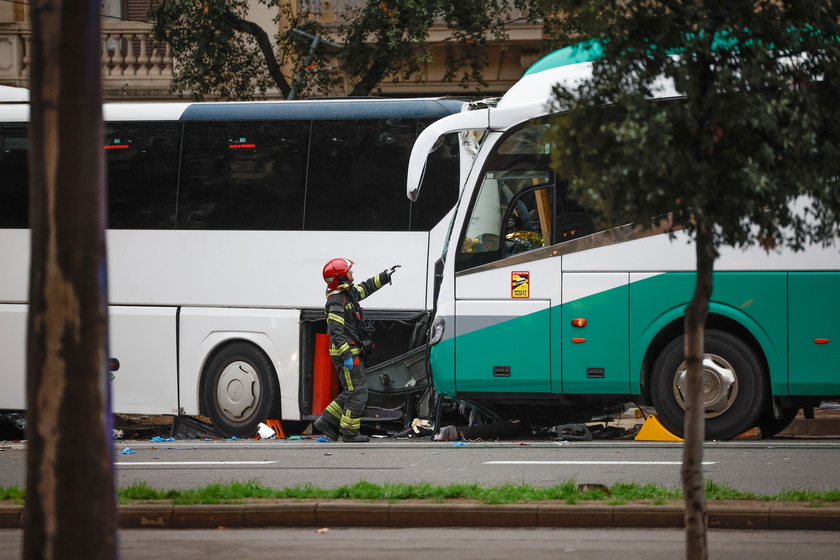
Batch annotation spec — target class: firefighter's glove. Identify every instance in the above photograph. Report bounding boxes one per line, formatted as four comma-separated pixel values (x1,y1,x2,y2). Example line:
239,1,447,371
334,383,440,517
343,357,354,370
387,264,401,283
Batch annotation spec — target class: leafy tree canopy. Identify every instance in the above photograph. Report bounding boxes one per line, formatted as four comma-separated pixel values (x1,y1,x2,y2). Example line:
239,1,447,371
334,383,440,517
548,0,840,254
149,0,575,100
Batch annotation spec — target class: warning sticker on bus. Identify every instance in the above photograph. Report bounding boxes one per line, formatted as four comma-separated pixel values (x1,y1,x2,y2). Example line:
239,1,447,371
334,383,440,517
511,271,530,299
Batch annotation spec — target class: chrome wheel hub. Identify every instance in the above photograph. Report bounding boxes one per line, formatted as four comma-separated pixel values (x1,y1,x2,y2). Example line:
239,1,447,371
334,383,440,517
673,354,738,418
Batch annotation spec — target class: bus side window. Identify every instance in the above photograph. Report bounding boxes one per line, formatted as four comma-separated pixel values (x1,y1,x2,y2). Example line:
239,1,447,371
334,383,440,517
553,182,598,243
503,186,552,256
105,121,180,229
179,120,308,230
410,129,460,231
0,124,29,229
305,118,412,231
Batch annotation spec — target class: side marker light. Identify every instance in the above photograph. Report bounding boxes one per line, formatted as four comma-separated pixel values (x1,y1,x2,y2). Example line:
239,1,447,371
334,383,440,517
571,318,587,327
571,338,586,344
815,339,829,344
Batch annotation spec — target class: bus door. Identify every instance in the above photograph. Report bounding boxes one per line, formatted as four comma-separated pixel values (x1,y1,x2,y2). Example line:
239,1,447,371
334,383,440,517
451,171,555,394
560,269,630,394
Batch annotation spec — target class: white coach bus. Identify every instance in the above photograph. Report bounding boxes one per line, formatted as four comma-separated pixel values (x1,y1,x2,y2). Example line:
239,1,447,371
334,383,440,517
0,97,470,437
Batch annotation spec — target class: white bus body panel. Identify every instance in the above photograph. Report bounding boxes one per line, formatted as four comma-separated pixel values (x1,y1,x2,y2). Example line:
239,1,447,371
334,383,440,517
110,307,178,414
0,229,432,414
561,229,839,273
0,304,26,409
107,230,428,310
178,308,302,420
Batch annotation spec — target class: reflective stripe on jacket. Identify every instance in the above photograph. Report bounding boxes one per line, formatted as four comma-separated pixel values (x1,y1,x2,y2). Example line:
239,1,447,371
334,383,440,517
325,271,390,362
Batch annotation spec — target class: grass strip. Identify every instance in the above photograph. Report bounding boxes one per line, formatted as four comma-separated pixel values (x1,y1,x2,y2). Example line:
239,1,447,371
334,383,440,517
3,480,839,506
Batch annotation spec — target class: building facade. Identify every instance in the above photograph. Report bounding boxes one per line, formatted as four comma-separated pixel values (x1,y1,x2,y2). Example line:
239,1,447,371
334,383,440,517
0,1,544,101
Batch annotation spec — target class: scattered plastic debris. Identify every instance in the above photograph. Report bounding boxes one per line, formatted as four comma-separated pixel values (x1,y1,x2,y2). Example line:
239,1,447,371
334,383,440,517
112,429,124,439
434,425,459,441
317,437,330,443
452,441,468,446
256,422,276,439
150,436,175,443
551,424,593,441
119,447,135,454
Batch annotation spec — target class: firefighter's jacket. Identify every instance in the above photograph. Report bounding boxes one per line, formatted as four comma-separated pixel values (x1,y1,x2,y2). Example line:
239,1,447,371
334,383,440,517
325,270,391,363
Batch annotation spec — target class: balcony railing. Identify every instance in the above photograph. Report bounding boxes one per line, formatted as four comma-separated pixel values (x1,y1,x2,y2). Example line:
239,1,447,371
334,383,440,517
298,0,365,22
0,20,174,98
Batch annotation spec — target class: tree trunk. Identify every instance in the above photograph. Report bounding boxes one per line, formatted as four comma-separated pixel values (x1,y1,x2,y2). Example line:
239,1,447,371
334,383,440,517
349,58,391,97
24,1,117,559
682,224,715,560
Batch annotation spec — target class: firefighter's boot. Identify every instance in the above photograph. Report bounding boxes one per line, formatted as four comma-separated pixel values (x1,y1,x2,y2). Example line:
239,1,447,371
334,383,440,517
341,432,370,443
313,417,339,441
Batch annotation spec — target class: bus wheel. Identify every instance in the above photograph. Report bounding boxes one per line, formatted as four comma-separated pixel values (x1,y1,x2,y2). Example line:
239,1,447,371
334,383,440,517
650,330,765,441
203,342,279,438
756,406,799,439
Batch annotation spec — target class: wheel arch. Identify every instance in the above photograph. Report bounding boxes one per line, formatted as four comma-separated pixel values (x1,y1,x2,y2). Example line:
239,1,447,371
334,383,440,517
639,305,774,406
196,334,284,419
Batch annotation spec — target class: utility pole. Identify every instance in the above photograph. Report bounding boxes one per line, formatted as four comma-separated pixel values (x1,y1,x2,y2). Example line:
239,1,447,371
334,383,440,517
288,28,342,100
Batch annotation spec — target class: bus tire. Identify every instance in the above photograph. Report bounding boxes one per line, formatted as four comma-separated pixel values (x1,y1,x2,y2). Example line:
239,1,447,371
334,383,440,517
650,330,766,441
756,406,799,439
203,342,280,438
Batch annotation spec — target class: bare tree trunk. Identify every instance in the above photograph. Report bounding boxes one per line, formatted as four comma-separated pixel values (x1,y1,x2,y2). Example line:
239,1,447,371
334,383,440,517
682,224,714,560
24,1,117,559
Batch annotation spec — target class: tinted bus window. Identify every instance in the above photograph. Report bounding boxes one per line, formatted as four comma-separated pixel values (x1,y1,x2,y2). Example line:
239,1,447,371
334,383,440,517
410,130,460,231
105,122,181,229
305,118,413,231
0,124,29,228
179,120,309,230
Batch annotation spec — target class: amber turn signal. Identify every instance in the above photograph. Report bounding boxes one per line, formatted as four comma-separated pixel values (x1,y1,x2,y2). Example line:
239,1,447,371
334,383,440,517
571,318,587,327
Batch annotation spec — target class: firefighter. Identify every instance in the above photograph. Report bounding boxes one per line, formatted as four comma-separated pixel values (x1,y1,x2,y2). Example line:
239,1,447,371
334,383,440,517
314,258,400,442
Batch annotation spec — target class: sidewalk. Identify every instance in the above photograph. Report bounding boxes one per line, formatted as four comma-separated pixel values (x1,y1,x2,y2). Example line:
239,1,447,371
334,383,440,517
2,500,839,531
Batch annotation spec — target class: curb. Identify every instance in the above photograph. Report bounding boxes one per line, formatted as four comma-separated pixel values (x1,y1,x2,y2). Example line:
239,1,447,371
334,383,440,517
2,503,839,531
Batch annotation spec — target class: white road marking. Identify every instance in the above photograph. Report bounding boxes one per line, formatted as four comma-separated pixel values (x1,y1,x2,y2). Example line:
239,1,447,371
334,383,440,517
485,461,717,465
116,461,278,466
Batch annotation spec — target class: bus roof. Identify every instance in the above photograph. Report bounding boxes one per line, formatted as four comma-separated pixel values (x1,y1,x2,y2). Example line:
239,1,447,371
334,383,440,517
0,85,29,103
523,39,604,76
178,97,469,121
1,97,470,123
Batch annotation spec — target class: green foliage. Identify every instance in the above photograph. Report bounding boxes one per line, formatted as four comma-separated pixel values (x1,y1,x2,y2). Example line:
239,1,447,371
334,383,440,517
0,485,25,505
148,0,596,99
6,480,840,505
549,0,840,253
339,0,508,94
149,0,290,100
704,479,756,500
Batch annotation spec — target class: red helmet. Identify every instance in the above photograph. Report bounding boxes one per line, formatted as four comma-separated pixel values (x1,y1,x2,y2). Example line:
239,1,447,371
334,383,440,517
323,258,354,289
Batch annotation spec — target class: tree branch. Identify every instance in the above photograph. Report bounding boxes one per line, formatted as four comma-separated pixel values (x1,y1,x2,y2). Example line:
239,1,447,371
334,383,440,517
227,14,292,98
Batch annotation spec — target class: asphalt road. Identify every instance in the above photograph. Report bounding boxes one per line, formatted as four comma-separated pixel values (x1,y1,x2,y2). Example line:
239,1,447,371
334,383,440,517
3,438,840,495
2,527,840,560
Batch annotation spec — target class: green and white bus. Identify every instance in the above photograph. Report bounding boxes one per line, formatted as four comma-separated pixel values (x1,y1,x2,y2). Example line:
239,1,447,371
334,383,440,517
407,41,840,440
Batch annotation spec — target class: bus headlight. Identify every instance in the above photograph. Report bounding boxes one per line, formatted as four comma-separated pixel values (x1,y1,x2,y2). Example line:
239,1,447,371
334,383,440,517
429,315,446,346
